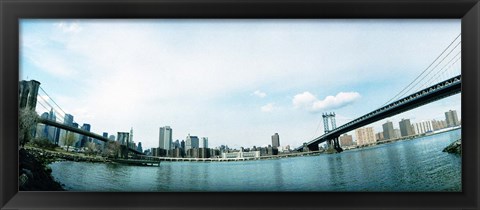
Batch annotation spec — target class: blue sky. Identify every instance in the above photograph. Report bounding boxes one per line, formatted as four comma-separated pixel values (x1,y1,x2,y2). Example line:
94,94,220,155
20,19,461,150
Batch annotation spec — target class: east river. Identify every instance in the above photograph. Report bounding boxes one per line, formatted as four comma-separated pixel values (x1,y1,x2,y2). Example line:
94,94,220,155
50,129,461,192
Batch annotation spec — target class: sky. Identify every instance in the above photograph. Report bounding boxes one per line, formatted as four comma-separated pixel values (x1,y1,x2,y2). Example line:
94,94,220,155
20,19,461,150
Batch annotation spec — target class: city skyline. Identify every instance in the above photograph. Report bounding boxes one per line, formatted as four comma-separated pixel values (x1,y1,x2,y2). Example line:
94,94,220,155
20,19,461,150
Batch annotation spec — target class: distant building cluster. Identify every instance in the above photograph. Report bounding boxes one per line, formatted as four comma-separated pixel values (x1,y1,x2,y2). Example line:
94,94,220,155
341,109,461,148
148,129,291,159
33,108,143,154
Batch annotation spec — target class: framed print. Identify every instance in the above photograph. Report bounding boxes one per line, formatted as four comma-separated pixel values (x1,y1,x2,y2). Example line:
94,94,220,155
1,0,479,209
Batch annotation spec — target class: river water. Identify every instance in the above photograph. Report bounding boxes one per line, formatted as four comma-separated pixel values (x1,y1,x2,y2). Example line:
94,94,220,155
50,129,461,192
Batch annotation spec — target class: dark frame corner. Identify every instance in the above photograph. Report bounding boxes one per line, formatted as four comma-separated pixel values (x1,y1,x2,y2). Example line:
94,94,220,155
1,0,479,209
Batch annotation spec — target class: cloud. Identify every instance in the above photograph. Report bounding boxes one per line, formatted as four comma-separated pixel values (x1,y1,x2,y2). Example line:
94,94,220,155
253,90,267,98
55,21,82,33
293,91,361,112
261,103,276,112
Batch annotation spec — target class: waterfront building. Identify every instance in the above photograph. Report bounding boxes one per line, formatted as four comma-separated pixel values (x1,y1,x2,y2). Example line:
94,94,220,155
180,140,185,150
185,134,199,150
382,121,395,140
399,119,415,137
339,134,354,147
355,127,376,146
375,132,384,141
199,148,210,158
201,137,208,148
272,133,280,148
159,126,173,150
414,121,433,134
151,148,158,157
431,119,448,130
170,147,184,158
221,151,260,159
445,110,460,127
394,129,401,139
266,145,278,155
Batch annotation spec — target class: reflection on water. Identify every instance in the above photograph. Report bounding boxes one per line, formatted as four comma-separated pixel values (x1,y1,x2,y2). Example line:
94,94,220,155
50,129,461,192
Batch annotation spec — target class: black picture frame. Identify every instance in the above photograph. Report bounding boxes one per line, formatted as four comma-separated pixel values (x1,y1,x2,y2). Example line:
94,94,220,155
1,0,479,209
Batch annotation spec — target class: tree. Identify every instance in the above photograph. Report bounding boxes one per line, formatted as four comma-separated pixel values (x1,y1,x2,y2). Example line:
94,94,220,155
103,141,121,159
86,142,98,156
64,132,76,152
19,108,38,148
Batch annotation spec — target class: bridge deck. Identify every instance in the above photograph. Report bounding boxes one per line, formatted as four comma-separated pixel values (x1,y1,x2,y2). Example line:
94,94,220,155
298,75,461,151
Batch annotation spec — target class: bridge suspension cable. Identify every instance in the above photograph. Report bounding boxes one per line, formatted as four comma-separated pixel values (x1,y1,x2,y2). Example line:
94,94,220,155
396,41,461,100
381,33,461,107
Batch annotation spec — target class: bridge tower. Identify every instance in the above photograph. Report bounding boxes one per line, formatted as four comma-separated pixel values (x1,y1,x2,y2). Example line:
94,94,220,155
19,80,41,110
322,112,343,153
322,112,336,133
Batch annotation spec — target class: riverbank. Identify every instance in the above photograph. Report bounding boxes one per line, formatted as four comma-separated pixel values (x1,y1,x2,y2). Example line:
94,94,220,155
25,146,110,163
443,139,461,155
19,148,64,191
20,147,111,190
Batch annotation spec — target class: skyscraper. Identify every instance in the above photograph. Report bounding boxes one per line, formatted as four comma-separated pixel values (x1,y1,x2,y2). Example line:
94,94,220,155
185,134,199,150
137,142,143,153
64,114,74,126
382,121,395,140
445,110,460,127
271,133,280,148
399,119,415,137
159,126,173,150
201,137,208,148
79,124,91,147
181,140,185,150
130,127,134,143
413,121,433,134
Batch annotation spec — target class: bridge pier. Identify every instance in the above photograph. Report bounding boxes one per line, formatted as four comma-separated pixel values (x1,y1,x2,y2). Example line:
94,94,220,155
307,143,319,151
333,137,343,153
326,137,343,153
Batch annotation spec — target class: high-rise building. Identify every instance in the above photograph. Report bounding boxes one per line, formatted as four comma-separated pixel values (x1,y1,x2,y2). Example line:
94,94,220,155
185,134,199,150
130,127,134,143
159,126,173,150
394,129,401,139
137,142,143,153
355,127,376,146
431,119,448,130
64,114,74,126
108,135,116,141
414,121,433,134
271,133,280,148
76,123,91,147
201,137,208,148
445,110,460,127
375,132,384,141
382,121,395,140
339,134,354,147
180,140,185,150
399,119,415,137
